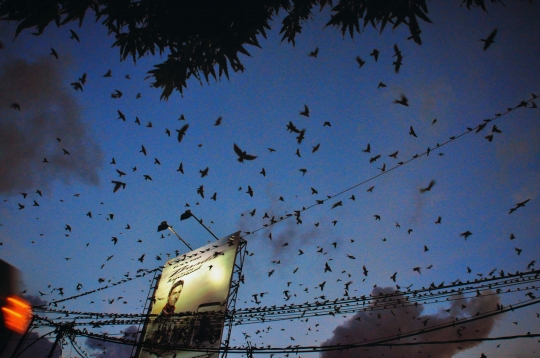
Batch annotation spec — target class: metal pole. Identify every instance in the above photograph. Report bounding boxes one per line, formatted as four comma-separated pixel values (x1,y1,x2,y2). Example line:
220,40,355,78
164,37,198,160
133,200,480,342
167,226,193,251
189,213,219,241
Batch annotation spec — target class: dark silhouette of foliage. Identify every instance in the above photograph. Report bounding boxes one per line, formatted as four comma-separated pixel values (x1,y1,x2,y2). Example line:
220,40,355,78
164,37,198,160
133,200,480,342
0,0,517,99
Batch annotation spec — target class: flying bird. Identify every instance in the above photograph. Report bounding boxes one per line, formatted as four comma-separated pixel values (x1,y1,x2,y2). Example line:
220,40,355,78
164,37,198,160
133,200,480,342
299,105,310,117
370,49,379,62
362,143,371,153
176,124,189,143
214,116,223,126
111,181,126,193
234,143,258,162
362,266,368,276
197,185,205,198
369,154,381,163
356,56,366,68
394,94,409,106
199,167,209,177
420,180,436,193
50,48,58,59
69,29,80,42
308,47,319,58
509,199,530,214
481,28,498,51
409,126,417,137
460,231,473,239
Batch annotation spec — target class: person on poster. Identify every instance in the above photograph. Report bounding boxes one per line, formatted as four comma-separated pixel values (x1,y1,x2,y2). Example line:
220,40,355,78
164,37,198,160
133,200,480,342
160,279,184,316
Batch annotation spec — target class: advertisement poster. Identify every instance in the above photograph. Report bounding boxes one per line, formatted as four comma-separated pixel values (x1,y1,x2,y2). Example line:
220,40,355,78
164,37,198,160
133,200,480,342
138,232,242,358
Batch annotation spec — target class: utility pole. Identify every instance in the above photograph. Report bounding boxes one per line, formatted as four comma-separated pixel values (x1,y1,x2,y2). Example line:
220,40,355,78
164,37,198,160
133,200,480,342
47,323,73,358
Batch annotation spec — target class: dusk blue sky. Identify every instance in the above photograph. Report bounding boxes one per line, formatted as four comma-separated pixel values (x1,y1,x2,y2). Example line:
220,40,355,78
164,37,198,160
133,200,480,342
1,1,539,357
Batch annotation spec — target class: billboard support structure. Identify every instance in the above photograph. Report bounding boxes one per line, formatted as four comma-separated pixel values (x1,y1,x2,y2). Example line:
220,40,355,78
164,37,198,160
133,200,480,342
219,237,247,358
136,232,246,358
131,270,162,358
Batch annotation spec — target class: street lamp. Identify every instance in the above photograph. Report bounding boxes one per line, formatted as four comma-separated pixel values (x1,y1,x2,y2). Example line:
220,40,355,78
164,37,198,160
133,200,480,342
157,221,193,251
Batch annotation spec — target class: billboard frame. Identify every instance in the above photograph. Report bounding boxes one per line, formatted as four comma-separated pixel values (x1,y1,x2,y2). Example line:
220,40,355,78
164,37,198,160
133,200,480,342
133,232,247,358
219,236,247,358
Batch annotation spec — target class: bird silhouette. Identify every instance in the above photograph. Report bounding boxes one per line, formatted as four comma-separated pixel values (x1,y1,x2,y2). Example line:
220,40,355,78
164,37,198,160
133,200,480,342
299,105,310,117
370,49,379,62
111,181,126,193
420,180,436,193
197,185,204,199
69,29,80,42
509,199,530,214
369,154,381,163
176,124,189,143
234,144,258,162
460,231,473,239
394,94,409,106
356,56,365,68
409,126,417,137
50,48,58,59
362,143,371,153
481,28,498,50
308,48,319,58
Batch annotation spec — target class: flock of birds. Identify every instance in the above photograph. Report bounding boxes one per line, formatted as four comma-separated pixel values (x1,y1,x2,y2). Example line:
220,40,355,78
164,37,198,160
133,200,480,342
1,23,539,358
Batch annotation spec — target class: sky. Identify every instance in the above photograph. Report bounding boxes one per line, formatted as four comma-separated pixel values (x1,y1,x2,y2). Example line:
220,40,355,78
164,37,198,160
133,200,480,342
1,1,540,357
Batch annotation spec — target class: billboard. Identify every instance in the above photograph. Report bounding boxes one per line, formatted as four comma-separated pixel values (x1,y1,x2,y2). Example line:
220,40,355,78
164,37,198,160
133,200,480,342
137,232,242,358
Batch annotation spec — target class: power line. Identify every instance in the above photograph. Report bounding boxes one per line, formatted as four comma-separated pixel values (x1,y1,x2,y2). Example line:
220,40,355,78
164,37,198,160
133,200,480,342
242,95,538,237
